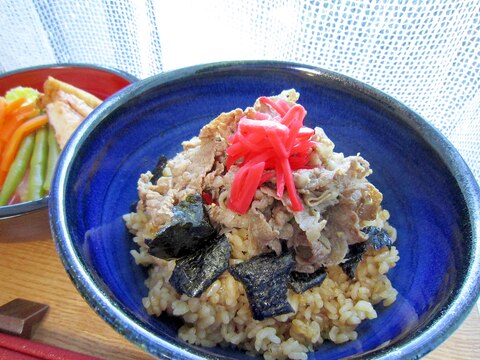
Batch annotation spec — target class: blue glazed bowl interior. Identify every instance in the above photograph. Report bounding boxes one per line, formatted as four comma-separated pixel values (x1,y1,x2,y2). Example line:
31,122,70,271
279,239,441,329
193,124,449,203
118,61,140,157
50,62,480,359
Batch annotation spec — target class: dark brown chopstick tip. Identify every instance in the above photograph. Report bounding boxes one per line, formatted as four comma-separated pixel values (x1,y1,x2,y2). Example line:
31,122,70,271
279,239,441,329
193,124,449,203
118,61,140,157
0,298,49,339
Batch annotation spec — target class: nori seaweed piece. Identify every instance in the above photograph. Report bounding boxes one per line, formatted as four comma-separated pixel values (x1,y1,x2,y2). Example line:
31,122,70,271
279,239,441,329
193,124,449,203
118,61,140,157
150,155,168,184
340,226,394,279
289,267,327,294
129,200,138,213
146,194,216,260
362,226,393,250
169,235,231,297
340,242,368,279
229,252,295,321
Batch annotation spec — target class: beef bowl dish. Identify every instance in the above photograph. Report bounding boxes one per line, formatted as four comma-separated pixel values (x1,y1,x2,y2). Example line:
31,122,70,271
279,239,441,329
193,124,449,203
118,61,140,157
49,61,480,360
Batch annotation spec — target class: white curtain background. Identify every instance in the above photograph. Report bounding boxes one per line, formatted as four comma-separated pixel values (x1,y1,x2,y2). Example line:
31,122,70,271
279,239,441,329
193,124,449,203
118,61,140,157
1,0,479,182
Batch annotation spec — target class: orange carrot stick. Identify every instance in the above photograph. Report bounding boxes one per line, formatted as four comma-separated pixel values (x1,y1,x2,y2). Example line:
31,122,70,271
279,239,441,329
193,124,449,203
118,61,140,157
0,109,41,148
1,97,39,153
4,96,27,113
0,98,5,132
0,114,48,186
0,103,5,163
0,171,6,187
15,107,40,123
9,101,37,118
0,99,6,165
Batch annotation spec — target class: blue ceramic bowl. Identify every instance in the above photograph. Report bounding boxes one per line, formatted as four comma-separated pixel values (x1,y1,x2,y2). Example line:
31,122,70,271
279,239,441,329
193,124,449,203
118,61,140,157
49,61,480,359
0,63,137,220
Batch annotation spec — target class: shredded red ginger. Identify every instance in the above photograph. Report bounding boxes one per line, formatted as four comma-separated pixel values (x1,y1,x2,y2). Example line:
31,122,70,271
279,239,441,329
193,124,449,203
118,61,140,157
226,97,316,214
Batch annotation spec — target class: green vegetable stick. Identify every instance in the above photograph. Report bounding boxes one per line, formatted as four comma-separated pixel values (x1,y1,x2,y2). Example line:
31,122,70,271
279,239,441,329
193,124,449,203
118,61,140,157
0,134,35,206
27,126,48,201
43,126,60,192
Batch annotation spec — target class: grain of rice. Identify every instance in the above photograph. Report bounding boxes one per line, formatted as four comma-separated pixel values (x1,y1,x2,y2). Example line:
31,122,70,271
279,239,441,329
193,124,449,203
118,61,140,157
255,327,281,351
172,300,190,316
184,313,198,323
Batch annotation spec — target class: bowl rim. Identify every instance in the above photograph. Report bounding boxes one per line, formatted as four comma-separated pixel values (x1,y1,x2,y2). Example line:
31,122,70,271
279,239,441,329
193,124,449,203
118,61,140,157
49,60,480,359
0,62,138,219
0,62,139,83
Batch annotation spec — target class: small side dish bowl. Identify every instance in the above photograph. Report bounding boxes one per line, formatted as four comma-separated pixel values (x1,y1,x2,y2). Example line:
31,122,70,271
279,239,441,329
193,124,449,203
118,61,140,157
50,61,480,359
0,63,137,220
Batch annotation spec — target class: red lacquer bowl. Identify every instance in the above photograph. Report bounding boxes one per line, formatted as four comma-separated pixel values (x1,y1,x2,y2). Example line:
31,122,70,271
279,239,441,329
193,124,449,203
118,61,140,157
0,63,137,220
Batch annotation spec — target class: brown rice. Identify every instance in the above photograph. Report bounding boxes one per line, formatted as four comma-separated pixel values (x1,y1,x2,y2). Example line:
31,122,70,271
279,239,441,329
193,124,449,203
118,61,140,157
124,211,399,360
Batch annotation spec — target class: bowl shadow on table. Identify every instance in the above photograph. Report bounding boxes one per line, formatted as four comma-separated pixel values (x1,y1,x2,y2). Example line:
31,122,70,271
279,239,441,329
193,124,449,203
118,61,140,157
0,207,51,243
